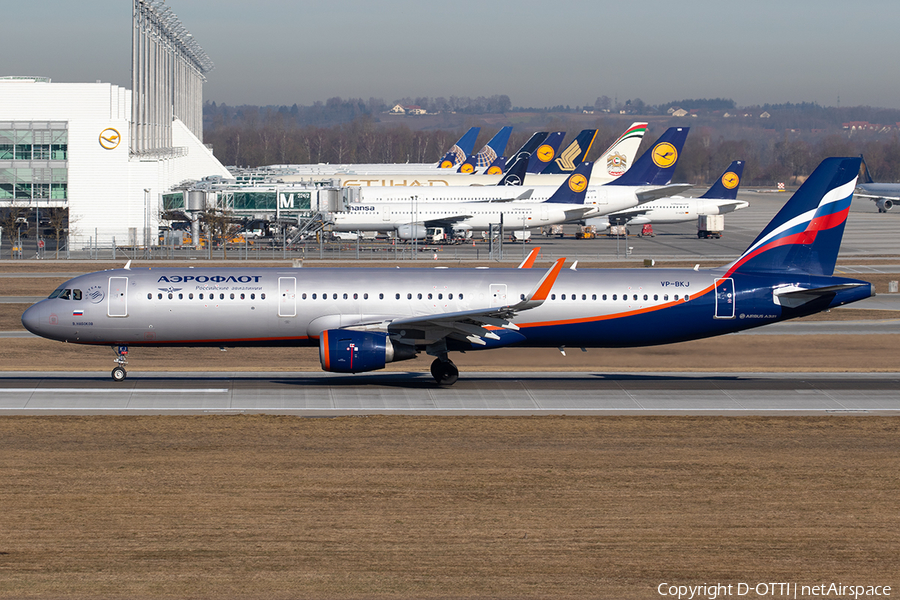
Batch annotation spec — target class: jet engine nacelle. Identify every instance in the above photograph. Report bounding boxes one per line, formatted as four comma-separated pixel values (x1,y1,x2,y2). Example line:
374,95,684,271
396,224,427,240
319,330,417,373
876,198,893,212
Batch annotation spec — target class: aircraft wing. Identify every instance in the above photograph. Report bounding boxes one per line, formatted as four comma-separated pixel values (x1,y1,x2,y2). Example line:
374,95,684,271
854,192,900,200
343,259,565,347
421,215,474,227
634,183,693,204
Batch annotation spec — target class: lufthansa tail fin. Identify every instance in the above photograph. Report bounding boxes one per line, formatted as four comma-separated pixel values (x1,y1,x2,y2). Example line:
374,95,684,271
700,160,745,199
527,132,565,174
859,154,875,184
437,127,480,168
725,157,860,277
606,127,689,187
544,162,593,204
542,129,598,174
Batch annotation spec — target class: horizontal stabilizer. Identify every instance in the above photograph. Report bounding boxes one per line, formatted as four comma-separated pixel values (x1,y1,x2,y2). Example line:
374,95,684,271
773,283,869,308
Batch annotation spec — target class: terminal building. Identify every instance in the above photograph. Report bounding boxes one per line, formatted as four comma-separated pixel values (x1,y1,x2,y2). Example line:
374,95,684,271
0,0,231,250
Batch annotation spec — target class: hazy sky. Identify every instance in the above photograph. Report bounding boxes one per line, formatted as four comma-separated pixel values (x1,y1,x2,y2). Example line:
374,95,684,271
5,0,899,109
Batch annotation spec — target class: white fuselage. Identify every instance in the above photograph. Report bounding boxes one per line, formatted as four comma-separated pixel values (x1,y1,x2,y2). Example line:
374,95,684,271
591,198,749,226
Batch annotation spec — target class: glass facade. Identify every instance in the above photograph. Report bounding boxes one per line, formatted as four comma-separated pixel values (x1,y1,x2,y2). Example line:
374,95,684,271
0,122,68,202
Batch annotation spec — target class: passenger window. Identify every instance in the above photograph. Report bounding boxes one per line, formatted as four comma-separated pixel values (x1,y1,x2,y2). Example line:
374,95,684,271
459,293,463,299
332,293,337,300
73,289,82,301
643,294,648,301
302,293,307,299
664,295,668,301
561,294,566,300
363,293,368,300
654,294,658,301
189,293,194,300
407,293,412,300
395,293,400,300
602,294,607,301
438,293,442,300
200,293,204,300
353,293,358,300
633,295,638,301
582,294,586,300
178,293,183,300
220,293,225,300
241,293,245,300
230,293,235,300
592,294,596,300
612,294,617,300
158,293,163,300
261,293,266,300
343,293,348,300
417,293,422,299
379,293,383,299
449,294,453,300
551,294,556,300
428,293,433,300
312,293,316,299
674,295,679,300
147,293,152,300
520,294,526,300
251,293,255,300
685,295,690,301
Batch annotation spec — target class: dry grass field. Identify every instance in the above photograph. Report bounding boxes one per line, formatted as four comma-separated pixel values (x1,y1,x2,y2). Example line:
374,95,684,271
1,260,898,599
1,416,898,599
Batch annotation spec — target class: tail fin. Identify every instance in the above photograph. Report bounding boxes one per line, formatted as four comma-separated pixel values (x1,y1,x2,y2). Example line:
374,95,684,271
456,154,479,174
497,152,530,186
596,122,649,179
527,132,565,174
606,127,689,187
542,129,598,174
484,155,507,175
859,154,875,184
471,126,512,168
700,160,745,199
545,162,593,204
725,157,860,277
437,127,480,168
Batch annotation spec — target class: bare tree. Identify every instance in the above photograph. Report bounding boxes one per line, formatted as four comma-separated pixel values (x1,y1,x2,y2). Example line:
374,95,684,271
0,203,26,258
201,207,243,259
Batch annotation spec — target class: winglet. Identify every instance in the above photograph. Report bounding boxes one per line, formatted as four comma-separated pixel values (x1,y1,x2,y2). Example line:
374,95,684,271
526,257,566,303
124,260,132,270
517,246,541,269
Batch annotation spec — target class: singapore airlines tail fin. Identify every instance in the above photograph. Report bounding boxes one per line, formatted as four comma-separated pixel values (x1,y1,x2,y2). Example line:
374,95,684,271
542,129,599,174
726,157,860,277
437,127,481,168
700,160,745,199
526,132,566,174
606,127,689,187
544,161,594,204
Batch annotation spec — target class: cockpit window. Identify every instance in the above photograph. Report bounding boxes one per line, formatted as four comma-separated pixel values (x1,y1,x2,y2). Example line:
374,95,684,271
73,289,82,301
58,289,71,300
48,287,65,299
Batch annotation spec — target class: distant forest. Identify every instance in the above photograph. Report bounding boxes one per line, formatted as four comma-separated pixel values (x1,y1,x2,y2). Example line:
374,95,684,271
202,97,900,185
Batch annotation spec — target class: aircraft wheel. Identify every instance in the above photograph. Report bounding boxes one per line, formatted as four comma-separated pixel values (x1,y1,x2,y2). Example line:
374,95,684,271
111,366,127,382
430,358,459,386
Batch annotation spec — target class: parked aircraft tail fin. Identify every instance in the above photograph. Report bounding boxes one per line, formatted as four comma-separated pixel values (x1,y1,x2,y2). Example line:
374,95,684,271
545,162,593,204
606,127,689,187
726,157,860,277
484,155,507,175
527,132,565,174
859,154,875,184
542,129,598,174
595,122,648,180
437,127,480,168
700,160,745,199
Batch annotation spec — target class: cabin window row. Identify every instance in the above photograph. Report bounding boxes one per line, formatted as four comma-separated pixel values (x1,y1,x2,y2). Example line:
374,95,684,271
148,292,266,300
298,292,464,300
520,292,690,302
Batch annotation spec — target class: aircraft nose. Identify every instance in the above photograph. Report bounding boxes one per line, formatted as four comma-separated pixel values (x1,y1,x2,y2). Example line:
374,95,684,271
21,303,43,335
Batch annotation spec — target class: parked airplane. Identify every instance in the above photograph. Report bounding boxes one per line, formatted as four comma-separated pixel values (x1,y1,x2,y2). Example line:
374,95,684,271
343,128,689,209
456,127,512,172
21,157,871,385
284,122,649,187
587,160,747,229
853,155,900,212
331,163,599,238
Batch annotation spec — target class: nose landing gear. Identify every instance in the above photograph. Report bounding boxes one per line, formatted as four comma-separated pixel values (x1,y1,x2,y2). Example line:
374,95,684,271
112,345,128,381
430,356,459,386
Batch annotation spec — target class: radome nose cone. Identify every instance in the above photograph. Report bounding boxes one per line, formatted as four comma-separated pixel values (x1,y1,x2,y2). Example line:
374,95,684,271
21,303,41,335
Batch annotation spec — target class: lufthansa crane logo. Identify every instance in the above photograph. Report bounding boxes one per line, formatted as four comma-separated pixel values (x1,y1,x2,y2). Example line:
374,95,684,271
486,165,503,175
439,159,454,169
652,142,678,168
99,128,121,150
722,171,740,189
568,173,588,193
537,144,555,162
460,163,475,174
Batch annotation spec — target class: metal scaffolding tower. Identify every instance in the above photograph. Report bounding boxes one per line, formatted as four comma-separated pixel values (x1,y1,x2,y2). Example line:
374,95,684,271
131,0,213,157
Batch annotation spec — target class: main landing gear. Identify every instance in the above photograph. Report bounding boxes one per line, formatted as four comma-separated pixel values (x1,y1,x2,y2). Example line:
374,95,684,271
112,345,129,381
430,355,459,386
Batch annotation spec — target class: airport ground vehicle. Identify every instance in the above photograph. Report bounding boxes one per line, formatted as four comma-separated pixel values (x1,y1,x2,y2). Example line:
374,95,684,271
698,215,724,239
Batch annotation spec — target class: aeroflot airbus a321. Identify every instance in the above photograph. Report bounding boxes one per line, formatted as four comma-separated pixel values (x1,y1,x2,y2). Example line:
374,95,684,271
22,157,872,385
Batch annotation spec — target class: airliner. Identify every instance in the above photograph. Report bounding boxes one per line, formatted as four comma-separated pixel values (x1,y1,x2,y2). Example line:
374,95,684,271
22,158,870,385
853,155,900,212
281,122,649,187
586,160,748,229
332,163,600,239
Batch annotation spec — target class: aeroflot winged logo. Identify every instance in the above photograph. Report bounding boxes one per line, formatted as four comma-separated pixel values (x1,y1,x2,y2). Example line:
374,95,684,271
652,142,677,168
722,172,740,189
568,174,588,193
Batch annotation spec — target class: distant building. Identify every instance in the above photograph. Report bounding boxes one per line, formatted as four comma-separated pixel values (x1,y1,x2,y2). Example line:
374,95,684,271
760,111,771,119
671,108,689,117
